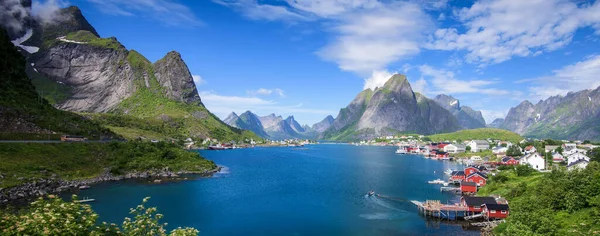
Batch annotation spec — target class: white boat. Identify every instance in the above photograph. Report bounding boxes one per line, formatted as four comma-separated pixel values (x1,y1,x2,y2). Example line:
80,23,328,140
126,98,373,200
395,147,408,154
428,179,447,185
78,185,90,190
75,197,95,203
368,191,375,196
444,168,454,175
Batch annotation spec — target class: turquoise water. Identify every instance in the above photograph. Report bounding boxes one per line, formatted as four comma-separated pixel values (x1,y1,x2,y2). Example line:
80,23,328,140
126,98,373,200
79,145,479,235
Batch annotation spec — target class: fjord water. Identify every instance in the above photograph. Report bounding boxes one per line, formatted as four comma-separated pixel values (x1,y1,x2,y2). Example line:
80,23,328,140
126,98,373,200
81,145,478,235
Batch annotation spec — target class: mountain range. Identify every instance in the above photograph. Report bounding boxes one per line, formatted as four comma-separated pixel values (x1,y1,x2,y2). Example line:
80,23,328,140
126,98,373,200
4,3,258,142
432,94,486,129
499,86,600,141
224,111,334,140
320,74,463,140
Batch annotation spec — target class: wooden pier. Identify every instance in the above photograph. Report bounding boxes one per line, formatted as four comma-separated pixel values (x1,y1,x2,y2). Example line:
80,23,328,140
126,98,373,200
411,200,468,220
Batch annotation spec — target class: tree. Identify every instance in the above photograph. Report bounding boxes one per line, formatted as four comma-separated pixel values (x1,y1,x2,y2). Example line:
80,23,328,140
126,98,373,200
590,148,600,163
501,143,508,147
466,146,472,152
507,145,522,157
556,146,564,155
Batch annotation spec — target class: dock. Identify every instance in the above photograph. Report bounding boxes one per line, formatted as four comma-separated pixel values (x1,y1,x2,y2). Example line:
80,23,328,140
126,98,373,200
411,200,468,220
440,186,461,193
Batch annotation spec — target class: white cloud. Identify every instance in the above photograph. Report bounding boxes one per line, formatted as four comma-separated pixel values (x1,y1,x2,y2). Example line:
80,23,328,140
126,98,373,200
87,0,202,26
217,1,432,75
213,0,309,22
192,74,205,86
418,65,509,95
32,0,69,24
199,91,334,123
411,78,429,94
318,2,432,74
247,88,286,97
363,70,395,90
525,54,600,101
427,0,600,65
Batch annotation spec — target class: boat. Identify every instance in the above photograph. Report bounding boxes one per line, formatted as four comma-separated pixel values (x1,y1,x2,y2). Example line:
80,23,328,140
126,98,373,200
444,168,454,175
395,147,408,154
368,191,375,196
428,179,447,185
208,144,226,150
78,185,90,190
75,197,95,203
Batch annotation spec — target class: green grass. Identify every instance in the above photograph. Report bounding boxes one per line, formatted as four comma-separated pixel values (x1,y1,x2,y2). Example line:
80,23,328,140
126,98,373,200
479,164,600,235
427,128,523,143
63,30,123,50
0,142,217,188
26,66,72,105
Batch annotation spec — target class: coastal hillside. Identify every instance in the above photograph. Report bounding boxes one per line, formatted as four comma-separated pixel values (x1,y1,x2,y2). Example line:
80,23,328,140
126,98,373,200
224,111,322,140
0,29,115,140
433,94,486,129
500,87,600,141
427,128,524,144
320,74,461,141
10,4,259,142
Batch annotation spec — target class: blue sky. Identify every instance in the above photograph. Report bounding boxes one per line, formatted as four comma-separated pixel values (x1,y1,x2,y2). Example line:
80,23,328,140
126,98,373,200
62,0,600,125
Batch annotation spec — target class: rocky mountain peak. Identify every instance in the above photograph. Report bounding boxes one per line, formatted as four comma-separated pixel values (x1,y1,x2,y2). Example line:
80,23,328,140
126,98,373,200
153,51,201,105
434,94,460,111
311,115,334,133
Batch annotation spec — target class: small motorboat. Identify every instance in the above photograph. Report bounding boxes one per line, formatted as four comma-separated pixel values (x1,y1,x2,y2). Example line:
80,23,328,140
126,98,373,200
368,191,375,196
395,148,407,154
428,179,446,185
78,185,90,190
75,197,95,203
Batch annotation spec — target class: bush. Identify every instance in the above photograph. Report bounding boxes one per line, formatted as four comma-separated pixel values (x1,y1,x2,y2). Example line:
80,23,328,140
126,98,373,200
0,196,199,235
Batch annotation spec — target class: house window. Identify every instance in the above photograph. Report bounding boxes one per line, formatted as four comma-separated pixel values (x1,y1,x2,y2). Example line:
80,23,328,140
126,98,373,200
474,206,480,210
501,211,507,214
479,180,483,184
490,210,496,214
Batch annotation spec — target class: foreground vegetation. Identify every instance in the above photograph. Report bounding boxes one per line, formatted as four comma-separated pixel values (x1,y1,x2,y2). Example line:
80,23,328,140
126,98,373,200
0,195,199,235
0,142,216,188
478,162,600,235
427,128,523,143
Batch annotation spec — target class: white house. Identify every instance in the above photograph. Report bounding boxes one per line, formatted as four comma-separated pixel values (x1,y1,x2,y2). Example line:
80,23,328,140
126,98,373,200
566,153,590,166
568,159,589,171
545,145,559,153
519,152,545,170
492,146,508,154
444,144,466,153
552,152,565,163
524,145,537,154
468,140,490,152
563,143,578,155
498,141,513,148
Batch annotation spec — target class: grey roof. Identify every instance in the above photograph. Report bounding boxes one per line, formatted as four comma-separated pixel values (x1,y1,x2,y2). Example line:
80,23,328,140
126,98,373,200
472,140,489,145
463,196,496,206
484,203,509,211
567,159,589,167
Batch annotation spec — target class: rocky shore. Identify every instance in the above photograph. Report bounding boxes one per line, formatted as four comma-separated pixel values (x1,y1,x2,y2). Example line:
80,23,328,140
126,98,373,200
0,167,221,204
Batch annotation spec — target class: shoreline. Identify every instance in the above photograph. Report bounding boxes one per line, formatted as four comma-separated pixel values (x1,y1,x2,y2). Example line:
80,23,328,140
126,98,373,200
0,166,222,205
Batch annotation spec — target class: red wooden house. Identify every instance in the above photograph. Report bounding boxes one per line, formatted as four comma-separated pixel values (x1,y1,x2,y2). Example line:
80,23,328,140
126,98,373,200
501,156,519,165
482,203,509,219
466,172,488,186
461,196,497,213
464,166,479,176
436,151,449,159
460,181,477,194
437,143,449,149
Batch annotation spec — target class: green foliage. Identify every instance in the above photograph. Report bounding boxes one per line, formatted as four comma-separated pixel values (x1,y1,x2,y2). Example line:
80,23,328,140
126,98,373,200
515,165,535,177
0,196,199,235
507,145,522,156
0,142,216,188
479,163,600,235
427,128,523,143
63,30,123,50
466,146,471,151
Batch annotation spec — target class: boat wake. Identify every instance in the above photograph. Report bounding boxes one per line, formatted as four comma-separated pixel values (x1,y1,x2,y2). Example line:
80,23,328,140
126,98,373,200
364,194,400,211
359,212,406,220
214,166,230,177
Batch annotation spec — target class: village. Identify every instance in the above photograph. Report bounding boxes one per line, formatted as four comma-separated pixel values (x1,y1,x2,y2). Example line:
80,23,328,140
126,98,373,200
358,135,597,226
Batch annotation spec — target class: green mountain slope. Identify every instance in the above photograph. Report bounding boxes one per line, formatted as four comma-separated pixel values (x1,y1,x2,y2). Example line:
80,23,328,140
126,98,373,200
427,128,523,143
0,29,115,139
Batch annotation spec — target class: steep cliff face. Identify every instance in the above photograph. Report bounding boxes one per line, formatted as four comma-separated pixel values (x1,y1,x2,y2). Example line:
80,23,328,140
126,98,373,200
433,94,486,129
322,74,461,140
501,87,600,140
153,51,201,105
32,40,135,112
